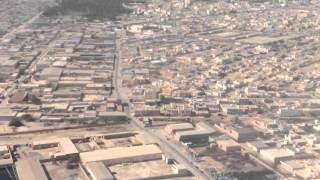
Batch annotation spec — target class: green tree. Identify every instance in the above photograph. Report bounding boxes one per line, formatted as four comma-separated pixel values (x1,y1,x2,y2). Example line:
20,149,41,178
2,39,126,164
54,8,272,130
9,118,24,127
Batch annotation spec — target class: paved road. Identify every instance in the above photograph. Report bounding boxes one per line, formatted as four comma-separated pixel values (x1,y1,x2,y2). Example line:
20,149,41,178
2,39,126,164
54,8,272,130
113,27,212,180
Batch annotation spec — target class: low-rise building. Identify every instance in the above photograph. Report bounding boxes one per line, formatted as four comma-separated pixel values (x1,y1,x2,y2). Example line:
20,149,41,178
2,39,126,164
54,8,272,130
85,161,115,180
246,141,270,153
0,145,13,168
260,148,295,165
80,144,162,165
15,158,48,180
216,139,241,152
215,122,258,142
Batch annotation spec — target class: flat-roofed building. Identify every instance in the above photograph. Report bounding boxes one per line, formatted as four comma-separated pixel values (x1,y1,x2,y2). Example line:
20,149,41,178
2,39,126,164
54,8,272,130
174,130,213,145
280,159,305,174
165,122,216,145
2,60,18,69
171,163,190,176
220,104,242,115
164,123,194,135
32,137,79,160
215,122,258,142
197,122,218,135
86,83,107,90
134,106,161,116
216,139,241,152
0,56,11,63
246,141,269,153
86,161,115,180
15,158,48,180
0,107,16,121
231,127,259,142
278,108,304,118
8,90,28,103
280,159,320,179
260,148,295,165
53,89,83,98
58,80,92,87
39,67,63,81
41,103,70,113
80,144,162,165
0,145,13,168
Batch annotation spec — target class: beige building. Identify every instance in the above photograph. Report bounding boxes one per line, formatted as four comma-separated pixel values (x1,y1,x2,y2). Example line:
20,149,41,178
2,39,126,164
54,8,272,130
164,123,194,135
280,159,320,179
32,137,79,160
85,161,115,180
0,145,13,168
216,139,241,152
15,158,48,180
164,123,216,145
260,148,295,165
246,141,269,153
80,144,162,165
215,122,258,142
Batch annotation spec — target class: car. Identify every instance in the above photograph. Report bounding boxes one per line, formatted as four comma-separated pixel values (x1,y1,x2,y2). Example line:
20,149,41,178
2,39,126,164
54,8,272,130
14,153,20,158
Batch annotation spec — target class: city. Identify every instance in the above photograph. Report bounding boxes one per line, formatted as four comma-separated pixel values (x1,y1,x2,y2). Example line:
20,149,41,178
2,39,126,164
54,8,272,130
0,0,319,179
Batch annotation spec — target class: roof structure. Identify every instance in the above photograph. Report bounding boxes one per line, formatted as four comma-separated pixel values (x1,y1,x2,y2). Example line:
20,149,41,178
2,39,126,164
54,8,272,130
15,158,48,180
80,144,162,164
86,161,115,180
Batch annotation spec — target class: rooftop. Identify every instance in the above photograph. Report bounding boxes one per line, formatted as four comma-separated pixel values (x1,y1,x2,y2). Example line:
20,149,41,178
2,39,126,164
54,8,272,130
80,144,162,164
86,161,114,180
15,158,48,180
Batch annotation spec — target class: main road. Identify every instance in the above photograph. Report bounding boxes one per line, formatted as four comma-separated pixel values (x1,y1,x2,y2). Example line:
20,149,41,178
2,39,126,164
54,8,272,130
112,27,213,180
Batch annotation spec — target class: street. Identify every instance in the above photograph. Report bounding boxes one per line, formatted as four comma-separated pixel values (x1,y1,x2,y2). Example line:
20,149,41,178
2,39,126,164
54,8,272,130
113,26,213,180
